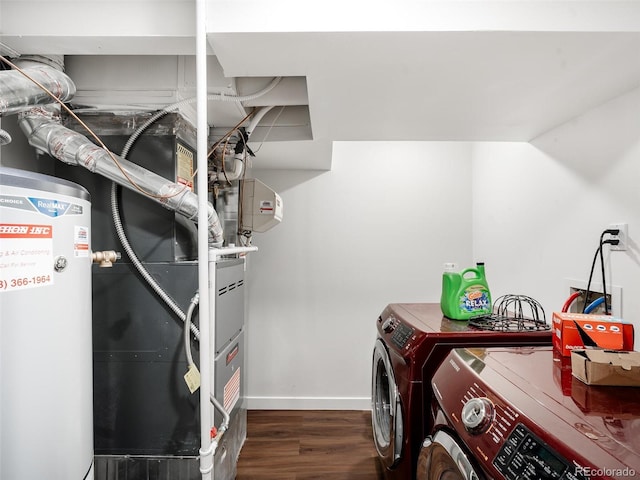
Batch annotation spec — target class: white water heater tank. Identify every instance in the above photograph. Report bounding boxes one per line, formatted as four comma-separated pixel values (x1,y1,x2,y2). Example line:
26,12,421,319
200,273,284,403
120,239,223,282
0,167,94,480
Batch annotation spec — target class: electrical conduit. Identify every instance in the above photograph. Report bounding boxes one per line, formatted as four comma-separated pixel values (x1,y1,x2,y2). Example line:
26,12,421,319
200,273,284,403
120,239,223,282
110,184,201,338
113,78,281,339
184,291,232,440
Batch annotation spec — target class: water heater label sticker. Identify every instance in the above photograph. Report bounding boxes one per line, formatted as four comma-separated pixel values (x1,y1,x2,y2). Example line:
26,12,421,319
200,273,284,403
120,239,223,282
1,195,83,217
0,223,54,292
23,197,84,217
224,368,241,412
28,197,70,217
74,226,90,257
0,195,37,212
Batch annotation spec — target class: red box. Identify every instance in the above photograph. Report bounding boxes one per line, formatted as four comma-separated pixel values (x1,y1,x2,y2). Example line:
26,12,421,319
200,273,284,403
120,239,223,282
552,312,634,357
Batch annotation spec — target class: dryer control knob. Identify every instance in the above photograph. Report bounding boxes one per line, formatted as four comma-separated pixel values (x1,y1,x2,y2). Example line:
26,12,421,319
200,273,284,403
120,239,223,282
461,397,494,434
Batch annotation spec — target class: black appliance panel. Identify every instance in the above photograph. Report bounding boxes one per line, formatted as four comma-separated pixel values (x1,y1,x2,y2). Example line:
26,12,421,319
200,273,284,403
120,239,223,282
55,112,198,262
92,259,244,455
494,424,587,480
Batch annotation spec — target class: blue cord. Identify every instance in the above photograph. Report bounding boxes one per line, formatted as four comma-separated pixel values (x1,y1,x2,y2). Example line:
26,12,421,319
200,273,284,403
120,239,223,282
583,296,605,314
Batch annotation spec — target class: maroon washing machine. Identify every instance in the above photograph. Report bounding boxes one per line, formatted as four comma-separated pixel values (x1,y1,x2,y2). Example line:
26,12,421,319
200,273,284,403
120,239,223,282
371,303,552,480
418,346,640,479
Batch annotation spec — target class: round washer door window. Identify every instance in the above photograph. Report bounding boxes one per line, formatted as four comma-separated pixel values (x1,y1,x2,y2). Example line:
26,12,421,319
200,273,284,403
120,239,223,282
417,430,482,480
371,339,403,468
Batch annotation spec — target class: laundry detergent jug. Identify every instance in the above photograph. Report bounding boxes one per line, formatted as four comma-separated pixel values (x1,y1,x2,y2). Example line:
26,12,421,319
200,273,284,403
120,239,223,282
440,262,492,320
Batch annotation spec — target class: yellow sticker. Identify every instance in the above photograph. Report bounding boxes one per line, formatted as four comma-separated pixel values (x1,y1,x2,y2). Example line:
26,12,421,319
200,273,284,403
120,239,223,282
176,144,194,190
184,364,201,394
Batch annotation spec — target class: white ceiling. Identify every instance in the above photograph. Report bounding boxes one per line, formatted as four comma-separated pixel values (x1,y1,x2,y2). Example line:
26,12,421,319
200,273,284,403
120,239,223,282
205,0,640,169
2,0,640,170
210,30,640,170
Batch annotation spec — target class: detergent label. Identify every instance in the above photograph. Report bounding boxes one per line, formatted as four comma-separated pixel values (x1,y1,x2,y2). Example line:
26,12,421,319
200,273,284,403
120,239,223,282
459,285,491,313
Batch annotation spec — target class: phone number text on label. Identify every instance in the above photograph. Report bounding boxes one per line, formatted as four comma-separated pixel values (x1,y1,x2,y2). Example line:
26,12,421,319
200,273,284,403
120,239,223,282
0,275,52,291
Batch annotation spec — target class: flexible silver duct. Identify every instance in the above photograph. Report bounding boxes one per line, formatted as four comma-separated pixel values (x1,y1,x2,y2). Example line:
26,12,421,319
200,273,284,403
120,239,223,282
18,109,224,246
0,59,75,115
0,128,11,145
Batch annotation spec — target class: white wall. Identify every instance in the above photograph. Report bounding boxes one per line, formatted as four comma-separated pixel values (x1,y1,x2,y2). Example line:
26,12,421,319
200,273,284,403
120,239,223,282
244,85,640,410
3,56,638,412
472,86,640,349
244,141,473,409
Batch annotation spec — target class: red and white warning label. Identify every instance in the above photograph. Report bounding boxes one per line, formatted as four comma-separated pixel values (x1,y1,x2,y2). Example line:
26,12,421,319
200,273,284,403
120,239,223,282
224,368,241,412
74,225,90,257
0,223,54,292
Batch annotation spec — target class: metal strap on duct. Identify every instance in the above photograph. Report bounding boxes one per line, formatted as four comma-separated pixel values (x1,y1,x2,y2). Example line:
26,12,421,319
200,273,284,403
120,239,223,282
18,110,224,246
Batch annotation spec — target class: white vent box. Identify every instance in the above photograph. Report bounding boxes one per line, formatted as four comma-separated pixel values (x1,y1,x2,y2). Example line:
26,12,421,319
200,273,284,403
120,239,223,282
241,178,283,233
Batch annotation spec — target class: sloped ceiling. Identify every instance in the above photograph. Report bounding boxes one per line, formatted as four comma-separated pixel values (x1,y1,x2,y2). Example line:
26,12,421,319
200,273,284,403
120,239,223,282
206,0,640,169
2,0,640,170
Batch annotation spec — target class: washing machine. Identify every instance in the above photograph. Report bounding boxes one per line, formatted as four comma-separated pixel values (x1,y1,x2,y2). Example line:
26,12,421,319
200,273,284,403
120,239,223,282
418,345,640,479
371,303,552,480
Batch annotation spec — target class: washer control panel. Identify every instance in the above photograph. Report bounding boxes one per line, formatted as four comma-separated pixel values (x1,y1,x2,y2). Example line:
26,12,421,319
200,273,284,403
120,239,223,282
378,314,415,350
461,397,494,434
390,323,414,350
494,424,586,480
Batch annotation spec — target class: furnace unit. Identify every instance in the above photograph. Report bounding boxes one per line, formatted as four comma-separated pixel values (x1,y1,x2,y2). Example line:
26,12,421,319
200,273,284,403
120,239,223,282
52,111,247,480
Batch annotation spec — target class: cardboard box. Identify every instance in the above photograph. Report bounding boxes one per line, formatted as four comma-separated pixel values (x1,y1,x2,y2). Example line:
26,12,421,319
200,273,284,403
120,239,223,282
552,312,634,357
571,349,640,387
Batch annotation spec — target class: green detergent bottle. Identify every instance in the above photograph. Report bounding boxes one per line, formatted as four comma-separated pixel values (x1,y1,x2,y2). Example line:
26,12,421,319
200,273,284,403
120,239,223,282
440,262,492,320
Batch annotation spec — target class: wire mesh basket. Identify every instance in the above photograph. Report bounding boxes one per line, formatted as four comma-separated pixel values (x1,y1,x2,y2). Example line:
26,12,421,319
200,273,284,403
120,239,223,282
469,294,550,332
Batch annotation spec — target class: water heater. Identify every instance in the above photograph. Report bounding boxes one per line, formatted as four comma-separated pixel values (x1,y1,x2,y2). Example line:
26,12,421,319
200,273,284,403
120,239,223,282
0,167,94,480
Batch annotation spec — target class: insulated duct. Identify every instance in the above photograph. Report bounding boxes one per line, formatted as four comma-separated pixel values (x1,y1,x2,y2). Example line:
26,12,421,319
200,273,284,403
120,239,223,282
0,56,75,115
0,55,223,245
18,110,224,246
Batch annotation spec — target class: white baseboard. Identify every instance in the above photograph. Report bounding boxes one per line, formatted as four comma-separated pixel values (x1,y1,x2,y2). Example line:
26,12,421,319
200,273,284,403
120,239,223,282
245,396,371,410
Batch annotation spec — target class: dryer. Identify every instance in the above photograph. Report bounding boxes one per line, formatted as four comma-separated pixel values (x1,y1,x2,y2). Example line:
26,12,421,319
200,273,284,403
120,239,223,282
419,346,640,479
371,303,552,480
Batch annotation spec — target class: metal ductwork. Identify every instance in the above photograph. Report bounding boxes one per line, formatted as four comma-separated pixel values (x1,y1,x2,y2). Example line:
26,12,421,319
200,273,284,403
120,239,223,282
0,55,224,246
0,55,75,116
18,109,224,246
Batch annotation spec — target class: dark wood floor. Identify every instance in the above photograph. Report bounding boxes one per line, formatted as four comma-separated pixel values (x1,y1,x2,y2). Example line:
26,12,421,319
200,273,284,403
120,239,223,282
236,410,385,480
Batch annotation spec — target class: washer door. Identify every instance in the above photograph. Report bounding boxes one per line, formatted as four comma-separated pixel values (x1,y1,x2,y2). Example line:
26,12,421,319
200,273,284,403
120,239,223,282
371,339,403,469
417,431,482,480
